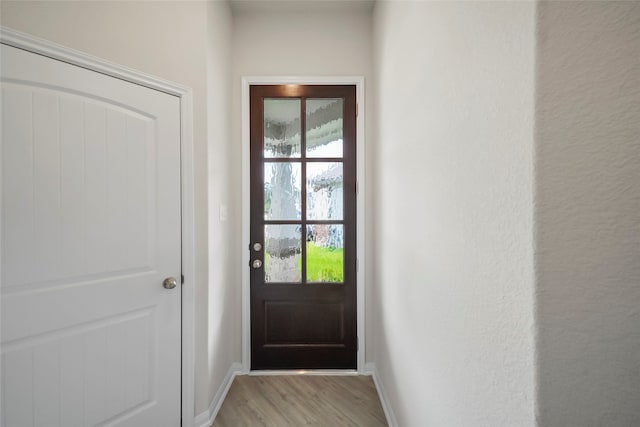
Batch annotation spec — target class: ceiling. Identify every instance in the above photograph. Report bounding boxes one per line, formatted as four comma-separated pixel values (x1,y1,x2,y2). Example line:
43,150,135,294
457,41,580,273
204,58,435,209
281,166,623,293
229,0,375,14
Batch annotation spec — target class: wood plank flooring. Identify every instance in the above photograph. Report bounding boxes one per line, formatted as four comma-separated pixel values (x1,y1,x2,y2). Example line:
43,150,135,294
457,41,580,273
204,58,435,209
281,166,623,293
212,375,388,427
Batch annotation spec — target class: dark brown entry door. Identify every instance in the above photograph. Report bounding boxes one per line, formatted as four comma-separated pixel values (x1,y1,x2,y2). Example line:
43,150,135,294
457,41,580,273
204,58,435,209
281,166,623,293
250,85,357,370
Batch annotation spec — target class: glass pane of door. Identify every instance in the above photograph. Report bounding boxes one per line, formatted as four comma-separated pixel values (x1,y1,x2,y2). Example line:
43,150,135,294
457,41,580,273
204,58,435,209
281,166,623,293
264,162,301,220
306,98,343,158
306,162,343,220
264,224,301,283
307,224,344,283
264,98,301,158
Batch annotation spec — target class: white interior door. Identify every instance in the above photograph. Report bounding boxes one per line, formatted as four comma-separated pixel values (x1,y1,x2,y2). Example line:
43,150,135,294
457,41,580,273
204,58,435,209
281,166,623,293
1,44,182,426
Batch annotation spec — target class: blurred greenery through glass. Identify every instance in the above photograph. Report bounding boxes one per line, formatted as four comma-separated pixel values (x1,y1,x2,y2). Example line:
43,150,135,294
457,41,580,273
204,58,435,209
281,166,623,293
264,242,343,283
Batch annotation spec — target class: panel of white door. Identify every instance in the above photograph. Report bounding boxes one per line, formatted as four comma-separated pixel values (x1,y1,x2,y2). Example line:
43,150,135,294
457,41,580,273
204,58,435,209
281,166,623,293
1,44,181,427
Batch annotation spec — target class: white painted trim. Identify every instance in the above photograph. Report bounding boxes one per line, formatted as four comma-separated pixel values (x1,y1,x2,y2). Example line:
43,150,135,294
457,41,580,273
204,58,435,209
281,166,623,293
194,363,243,427
241,76,367,374
355,79,366,374
363,363,399,427
241,78,251,373
179,89,197,427
0,27,188,97
0,27,197,427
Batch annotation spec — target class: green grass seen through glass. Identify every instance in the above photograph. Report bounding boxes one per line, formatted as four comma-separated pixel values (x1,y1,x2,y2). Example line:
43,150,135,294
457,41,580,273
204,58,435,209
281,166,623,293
306,242,343,283
263,243,343,283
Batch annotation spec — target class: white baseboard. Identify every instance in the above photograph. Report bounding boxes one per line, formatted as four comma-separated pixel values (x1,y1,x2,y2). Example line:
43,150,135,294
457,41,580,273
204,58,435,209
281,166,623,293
194,362,243,427
363,362,399,427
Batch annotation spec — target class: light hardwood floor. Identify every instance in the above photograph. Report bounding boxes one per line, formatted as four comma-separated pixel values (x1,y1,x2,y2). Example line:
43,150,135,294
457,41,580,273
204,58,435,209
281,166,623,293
212,375,388,427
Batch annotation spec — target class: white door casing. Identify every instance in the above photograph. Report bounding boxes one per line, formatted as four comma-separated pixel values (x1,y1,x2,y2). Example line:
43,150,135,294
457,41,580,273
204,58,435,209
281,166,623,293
1,43,182,426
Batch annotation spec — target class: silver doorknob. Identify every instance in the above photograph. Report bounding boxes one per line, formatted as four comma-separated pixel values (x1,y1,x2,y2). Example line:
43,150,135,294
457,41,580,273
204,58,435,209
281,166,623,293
252,259,263,269
163,277,178,289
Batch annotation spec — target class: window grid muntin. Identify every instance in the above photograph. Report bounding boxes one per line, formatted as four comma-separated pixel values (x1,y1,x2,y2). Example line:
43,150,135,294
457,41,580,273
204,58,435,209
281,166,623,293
263,96,346,284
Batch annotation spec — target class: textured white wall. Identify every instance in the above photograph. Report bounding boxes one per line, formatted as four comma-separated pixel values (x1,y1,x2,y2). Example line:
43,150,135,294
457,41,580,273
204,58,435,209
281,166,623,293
535,2,640,425
231,5,375,358
204,0,238,417
0,0,235,415
372,2,536,425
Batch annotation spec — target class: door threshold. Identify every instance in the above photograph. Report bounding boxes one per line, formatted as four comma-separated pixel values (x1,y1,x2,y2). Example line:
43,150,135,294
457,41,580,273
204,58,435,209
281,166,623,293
248,369,359,376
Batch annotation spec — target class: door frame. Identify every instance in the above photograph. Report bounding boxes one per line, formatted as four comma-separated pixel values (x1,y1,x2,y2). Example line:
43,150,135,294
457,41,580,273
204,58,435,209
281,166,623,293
0,27,197,427
241,76,366,373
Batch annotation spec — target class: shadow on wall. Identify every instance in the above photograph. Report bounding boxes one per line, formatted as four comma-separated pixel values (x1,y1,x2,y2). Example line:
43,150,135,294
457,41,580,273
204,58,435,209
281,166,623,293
534,1,640,426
